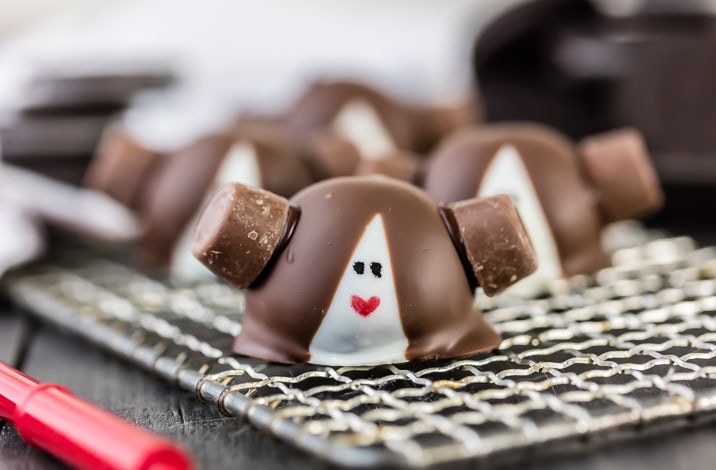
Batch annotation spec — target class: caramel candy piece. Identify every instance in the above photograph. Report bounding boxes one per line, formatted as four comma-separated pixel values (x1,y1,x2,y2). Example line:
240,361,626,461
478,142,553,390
442,194,537,296
84,123,163,209
578,127,664,222
192,183,296,288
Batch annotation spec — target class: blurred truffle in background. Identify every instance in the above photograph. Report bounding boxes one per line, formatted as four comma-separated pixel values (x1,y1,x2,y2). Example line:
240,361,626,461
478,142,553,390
84,78,479,278
424,123,663,296
474,0,716,238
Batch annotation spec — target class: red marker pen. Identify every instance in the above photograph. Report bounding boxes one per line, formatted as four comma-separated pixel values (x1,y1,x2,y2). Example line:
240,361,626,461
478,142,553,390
0,361,193,470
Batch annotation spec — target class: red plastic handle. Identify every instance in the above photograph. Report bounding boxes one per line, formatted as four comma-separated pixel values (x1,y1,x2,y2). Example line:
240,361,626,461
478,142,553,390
0,363,36,419
1,362,193,470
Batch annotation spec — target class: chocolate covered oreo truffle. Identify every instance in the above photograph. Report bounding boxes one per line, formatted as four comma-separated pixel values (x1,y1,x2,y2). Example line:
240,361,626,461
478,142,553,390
85,117,313,278
286,81,413,158
193,176,537,365
142,128,312,278
286,81,477,179
425,123,663,296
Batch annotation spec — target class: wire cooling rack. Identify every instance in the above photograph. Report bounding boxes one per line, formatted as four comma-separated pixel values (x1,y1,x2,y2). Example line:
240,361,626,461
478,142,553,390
6,224,716,468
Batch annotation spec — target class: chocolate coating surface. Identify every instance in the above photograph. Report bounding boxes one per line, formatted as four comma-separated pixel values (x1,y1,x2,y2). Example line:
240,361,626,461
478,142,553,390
425,123,610,277
141,134,233,267
287,80,481,156
285,81,481,183
407,99,482,152
286,81,413,150
84,123,163,209
208,176,524,364
354,153,421,183
302,130,362,179
245,134,314,197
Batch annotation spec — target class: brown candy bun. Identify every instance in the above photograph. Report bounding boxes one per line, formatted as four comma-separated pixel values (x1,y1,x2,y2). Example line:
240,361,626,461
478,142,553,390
192,183,295,288
248,137,313,198
84,123,163,209
302,130,362,179
231,119,315,195
578,127,664,223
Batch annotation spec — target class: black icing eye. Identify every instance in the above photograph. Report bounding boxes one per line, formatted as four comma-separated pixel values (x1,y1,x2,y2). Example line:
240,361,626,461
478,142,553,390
370,262,382,278
353,261,365,275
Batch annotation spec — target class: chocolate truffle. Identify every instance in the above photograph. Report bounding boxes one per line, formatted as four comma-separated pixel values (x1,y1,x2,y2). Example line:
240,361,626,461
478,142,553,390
424,123,663,296
193,176,537,365
141,129,312,278
286,81,413,156
286,81,478,179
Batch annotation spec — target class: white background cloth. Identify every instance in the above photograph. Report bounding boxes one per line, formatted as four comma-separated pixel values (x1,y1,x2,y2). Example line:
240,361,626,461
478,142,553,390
0,0,527,149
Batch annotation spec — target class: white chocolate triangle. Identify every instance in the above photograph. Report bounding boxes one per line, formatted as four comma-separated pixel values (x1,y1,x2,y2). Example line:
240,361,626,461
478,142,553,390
332,99,397,160
478,145,563,297
171,141,262,280
213,141,263,188
309,214,408,365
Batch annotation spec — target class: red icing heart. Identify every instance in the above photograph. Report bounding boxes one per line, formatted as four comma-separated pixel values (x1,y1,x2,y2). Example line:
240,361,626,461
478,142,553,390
350,295,380,317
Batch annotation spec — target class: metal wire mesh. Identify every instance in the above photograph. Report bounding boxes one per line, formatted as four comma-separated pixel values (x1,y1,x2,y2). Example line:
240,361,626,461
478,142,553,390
6,225,716,468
